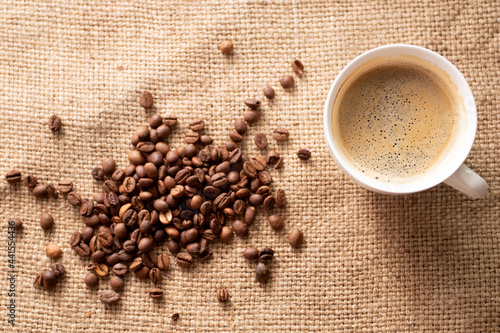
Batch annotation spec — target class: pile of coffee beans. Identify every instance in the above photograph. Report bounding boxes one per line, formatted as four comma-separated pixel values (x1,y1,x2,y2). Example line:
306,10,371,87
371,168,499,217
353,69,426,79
34,263,65,291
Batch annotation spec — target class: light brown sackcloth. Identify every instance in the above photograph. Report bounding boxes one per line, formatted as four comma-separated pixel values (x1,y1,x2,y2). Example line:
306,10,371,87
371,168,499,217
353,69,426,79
0,0,499,332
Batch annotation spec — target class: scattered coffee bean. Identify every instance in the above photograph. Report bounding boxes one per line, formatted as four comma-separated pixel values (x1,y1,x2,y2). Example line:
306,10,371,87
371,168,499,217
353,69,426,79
189,119,205,131
74,243,91,257
259,247,274,261
234,118,247,134
32,184,48,198
91,167,105,180
232,220,248,237
157,254,170,270
150,287,164,299
67,192,83,206
51,262,66,278
266,150,282,169
46,183,58,198
46,243,62,259
57,179,73,193
41,270,59,290
48,115,62,132
172,313,180,322
185,130,200,144
244,110,261,124
292,59,304,75
34,264,65,291
268,214,284,230
219,40,233,54
149,267,162,283
176,253,193,268
254,133,268,149
84,272,99,288
95,264,109,277
244,98,261,109
272,127,289,141
24,174,38,188
109,276,124,291
263,86,275,99
10,218,23,231
149,114,163,128
102,157,116,174
40,213,54,230
164,114,178,127
280,75,294,89
100,291,120,304
289,229,304,248
229,130,243,143
6,169,22,184
297,149,311,160
243,247,259,261
216,287,229,303
140,91,154,109
275,189,287,207
256,262,270,283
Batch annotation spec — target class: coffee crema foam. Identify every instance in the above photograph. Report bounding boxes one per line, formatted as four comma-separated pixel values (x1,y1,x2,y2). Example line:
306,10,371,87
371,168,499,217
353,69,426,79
333,56,462,183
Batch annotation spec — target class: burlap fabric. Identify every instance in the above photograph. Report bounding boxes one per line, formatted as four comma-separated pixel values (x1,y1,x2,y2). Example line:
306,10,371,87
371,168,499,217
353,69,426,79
0,1,498,332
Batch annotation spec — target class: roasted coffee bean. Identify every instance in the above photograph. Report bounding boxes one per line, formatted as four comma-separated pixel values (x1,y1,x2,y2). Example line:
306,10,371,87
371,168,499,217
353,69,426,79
250,178,261,192
79,199,93,217
84,272,99,288
200,247,213,261
244,206,256,225
280,75,294,89
180,228,199,245
254,133,268,149
40,213,54,230
272,127,289,141
156,125,171,140
100,291,120,304
234,118,247,134
266,150,282,169
42,270,59,290
229,130,244,143
24,174,38,188
244,109,261,124
263,86,275,99
135,266,150,280
231,220,248,237
249,194,263,206
167,239,181,254
256,186,271,197
149,267,162,283
139,220,153,234
128,150,146,165
67,192,83,206
91,250,105,263
69,231,82,247
242,161,257,178
137,141,155,154
189,119,205,131
157,254,170,270
6,169,22,184
91,167,104,180
109,276,124,291
289,229,304,248
89,235,99,253
48,114,62,132
244,98,261,109
129,257,143,272
75,243,91,257
275,189,287,207
176,253,193,268
249,156,266,171
233,199,246,215
138,237,154,252
122,240,136,253
216,287,230,303
219,40,233,54
106,253,120,266
219,226,233,242
236,188,250,199
297,149,311,160
51,262,66,278
263,196,275,210
11,218,23,231
259,247,274,261
103,180,118,193
140,91,154,109
112,263,128,276
149,114,163,128
57,179,73,193
256,262,270,283
32,184,48,198
102,158,116,174
81,227,94,243
258,171,272,185
185,130,200,144
163,113,178,127
46,184,58,198
227,148,242,164
150,287,164,299
292,59,304,75
97,232,113,248
33,274,43,289
95,264,109,277
243,247,259,261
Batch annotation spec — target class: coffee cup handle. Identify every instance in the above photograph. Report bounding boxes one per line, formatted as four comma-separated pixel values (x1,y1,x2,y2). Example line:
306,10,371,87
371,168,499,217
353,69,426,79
443,164,488,198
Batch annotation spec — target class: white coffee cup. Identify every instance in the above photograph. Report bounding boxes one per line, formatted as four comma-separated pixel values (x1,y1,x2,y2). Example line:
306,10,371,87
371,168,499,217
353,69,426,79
323,44,488,198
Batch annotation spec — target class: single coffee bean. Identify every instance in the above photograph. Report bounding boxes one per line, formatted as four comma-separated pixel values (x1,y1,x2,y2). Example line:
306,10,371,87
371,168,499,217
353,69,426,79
46,243,62,259
272,127,289,141
95,264,109,277
100,291,120,304
263,86,275,99
259,247,274,261
244,206,256,225
263,196,275,210
128,150,146,165
258,171,272,185
91,250,105,263
292,59,304,75
149,114,163,128
266,150,282,169
244,110,261,124
129,257,143,272
51,262,66,278
219,226,233,242
216,287,230,303
275,189,287,207
67,192,83,206
244,98,261,109
48,114,62,132
80,199,94,217
176,253,193,268
135,266,150,280
149,267,162,283
57,179,73,193
163,113,178,127
167,239,181,254
10,218,23,231
254,133,268,149
46,184,58,198
6,169,22,183
280,75,294,89
84,272,99,288
243,247,259,261
138,237,154,252
185,130,200,144
297,149,311,160
40,213,54,230
32,184,48,198
157,254,170,270
24,174,38,188
200,135,213,145
91,167,104,180
189,119,205,131
150,287,164,299
109,276,124,291
74,243,91,257
249,194,263,206
33,274,43,289
42,270,59,290
289,229,304,248
256,262,270,282
228,130,243,143
102,157,116,174
228,148,242,164
219,40,233,54
140,91,154,109
231,220,248,237
172,313,180,322
112,263,128,276
234,118,247,134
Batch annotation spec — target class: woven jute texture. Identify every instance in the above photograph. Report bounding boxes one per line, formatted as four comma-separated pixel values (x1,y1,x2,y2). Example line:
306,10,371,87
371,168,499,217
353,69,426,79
0,1,499,332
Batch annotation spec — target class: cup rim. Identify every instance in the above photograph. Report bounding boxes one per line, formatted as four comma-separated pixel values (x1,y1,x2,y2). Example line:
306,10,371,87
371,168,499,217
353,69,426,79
323,44,477,194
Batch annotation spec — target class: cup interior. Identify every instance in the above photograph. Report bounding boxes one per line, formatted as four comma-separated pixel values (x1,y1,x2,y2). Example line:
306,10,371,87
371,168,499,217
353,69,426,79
323,44,477,194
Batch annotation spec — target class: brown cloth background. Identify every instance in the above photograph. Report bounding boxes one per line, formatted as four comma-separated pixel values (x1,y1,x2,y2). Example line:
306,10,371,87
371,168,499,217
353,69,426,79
0,1,499,332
